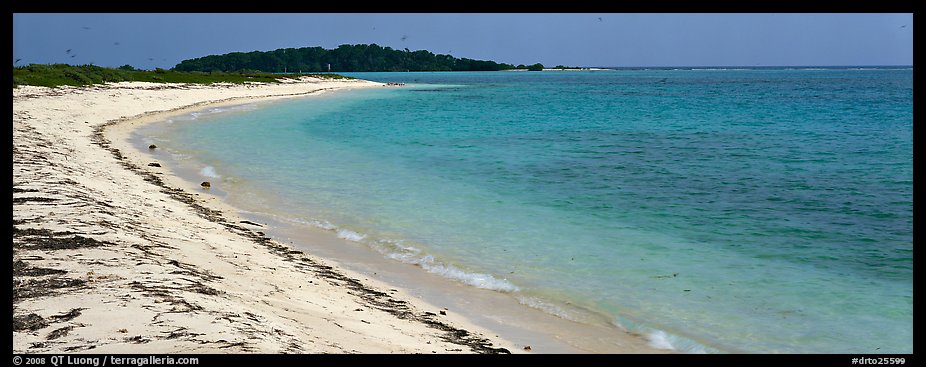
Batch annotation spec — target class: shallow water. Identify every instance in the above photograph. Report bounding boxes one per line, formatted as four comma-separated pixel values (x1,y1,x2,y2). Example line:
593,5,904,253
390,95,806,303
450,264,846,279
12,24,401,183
140,69,912,353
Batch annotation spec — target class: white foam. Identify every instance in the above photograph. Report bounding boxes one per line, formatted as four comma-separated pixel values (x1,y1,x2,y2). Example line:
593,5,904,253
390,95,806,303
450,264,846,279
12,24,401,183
199,166,220,178
408,255,519,292
647,330,677,350
650,330,714,354
367,239,519,292
614,317,716,354
336,229,366,242
184,104,256,121
382,245,423,263
278,217,337,231
309,219,337,231
517,296,581,321
279,220,520,293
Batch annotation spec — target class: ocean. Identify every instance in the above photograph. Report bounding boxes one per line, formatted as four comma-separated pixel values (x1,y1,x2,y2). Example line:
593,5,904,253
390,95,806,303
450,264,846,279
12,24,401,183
137,68,912,353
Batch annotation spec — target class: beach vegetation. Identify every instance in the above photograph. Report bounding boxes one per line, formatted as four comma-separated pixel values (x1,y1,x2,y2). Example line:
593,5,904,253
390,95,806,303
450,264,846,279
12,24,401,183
12,63,352,88
527,63,545,71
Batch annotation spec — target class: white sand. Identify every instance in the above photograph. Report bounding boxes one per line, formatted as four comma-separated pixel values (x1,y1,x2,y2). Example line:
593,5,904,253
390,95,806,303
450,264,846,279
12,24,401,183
12,78,524,354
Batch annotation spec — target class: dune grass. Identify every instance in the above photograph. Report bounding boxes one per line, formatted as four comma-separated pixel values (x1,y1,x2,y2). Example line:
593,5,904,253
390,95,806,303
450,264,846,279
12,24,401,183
12,63,352,88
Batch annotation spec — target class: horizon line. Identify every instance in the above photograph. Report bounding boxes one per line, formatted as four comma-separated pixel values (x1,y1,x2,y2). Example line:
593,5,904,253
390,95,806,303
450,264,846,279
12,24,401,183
12,62,913,70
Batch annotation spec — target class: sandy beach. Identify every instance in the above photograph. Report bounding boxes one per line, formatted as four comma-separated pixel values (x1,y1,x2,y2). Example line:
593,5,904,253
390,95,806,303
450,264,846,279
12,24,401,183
12,77,525,354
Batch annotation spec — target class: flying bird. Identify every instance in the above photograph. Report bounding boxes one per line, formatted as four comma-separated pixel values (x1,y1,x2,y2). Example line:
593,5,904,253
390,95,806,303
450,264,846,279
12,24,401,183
148,58,154,61
65,49,71,54
598,17,603,22
81,26,91,30
15,58,22,64
70,55,76,58
900,24,907,28
401,35,408,41
113,42,120,46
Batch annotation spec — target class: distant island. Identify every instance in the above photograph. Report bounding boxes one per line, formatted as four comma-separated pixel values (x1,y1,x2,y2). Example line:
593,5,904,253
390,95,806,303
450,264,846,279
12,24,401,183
173,44,547,73
506,66,611,71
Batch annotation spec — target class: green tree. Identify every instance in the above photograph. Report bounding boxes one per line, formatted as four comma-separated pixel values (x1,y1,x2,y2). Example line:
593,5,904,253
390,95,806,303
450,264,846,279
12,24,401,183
527,63,544,71
173,44,517,73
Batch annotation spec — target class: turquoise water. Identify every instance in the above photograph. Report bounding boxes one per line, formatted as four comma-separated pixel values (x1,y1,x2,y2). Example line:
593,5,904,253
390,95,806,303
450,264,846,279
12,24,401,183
147,69,912,353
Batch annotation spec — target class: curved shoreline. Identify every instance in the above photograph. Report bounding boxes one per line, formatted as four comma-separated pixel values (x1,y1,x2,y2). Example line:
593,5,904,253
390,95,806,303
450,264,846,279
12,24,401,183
12,78,519,353
110,82,673,354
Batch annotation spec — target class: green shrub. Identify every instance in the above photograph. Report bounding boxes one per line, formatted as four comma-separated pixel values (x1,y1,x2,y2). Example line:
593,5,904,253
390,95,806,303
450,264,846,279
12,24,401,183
11,63,353,88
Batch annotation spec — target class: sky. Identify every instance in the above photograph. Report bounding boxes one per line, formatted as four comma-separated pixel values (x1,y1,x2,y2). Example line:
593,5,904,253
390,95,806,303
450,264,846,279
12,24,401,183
12,13,913,70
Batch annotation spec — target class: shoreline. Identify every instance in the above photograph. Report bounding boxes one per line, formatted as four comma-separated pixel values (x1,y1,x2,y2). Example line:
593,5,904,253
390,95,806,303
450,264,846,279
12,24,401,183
13,78,520,353
13,77,667,354
116,85,673,354
125,118,671,354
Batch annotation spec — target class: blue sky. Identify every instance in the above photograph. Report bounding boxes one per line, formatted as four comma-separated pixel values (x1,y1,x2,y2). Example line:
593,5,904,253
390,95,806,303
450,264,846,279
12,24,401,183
12,13,913,69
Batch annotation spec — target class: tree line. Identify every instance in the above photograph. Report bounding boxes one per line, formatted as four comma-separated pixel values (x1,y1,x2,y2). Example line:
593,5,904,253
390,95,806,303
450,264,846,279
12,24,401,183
173,44,537,73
